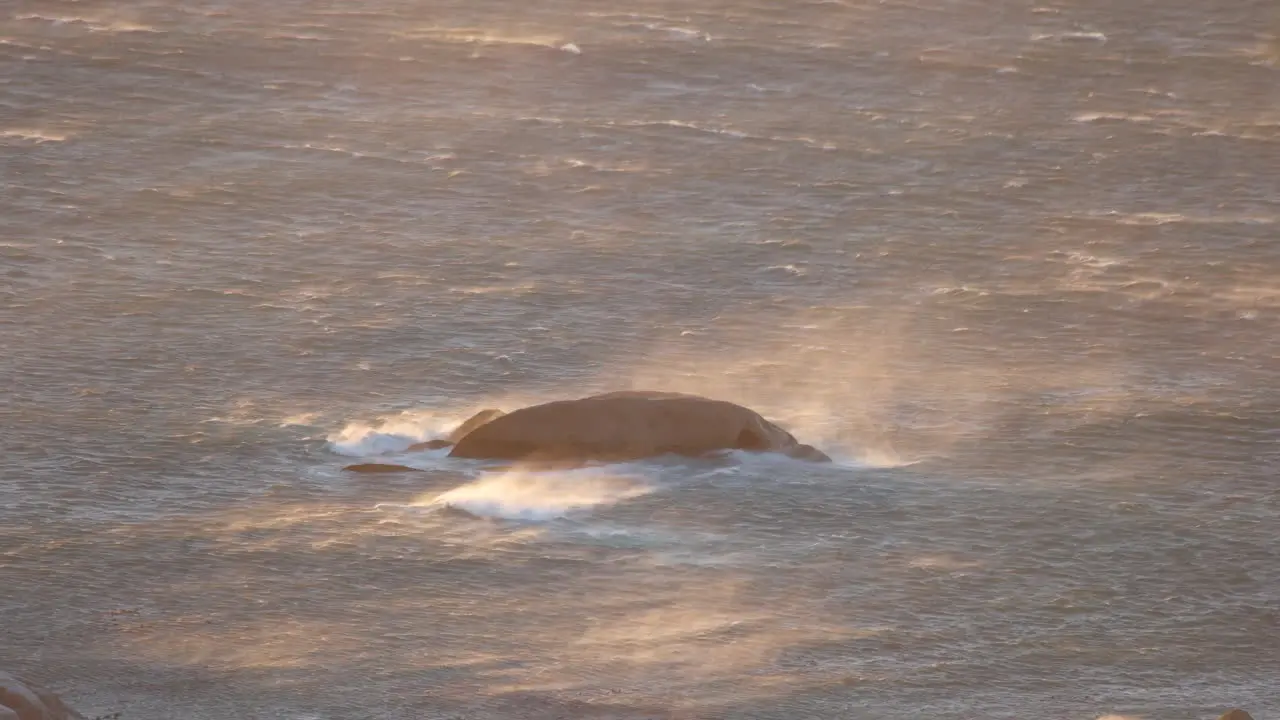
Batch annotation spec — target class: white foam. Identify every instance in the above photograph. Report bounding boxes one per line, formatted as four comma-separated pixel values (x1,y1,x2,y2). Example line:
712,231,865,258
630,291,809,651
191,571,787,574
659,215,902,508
907,554,982,571
645,24,711,42
327,410,461,456
1072,112,1153,124
1033,31,1108,43
1116,212,1274,226
629,119,749,139
1064,251,1122,268
15,13,159,33
1,128,70,143
421,468,652,521
1117,212,1185,226
409,27,567,52
278,413,320,428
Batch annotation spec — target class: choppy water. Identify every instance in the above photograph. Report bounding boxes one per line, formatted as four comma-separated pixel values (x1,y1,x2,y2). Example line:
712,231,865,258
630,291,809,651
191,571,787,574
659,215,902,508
3,1,1278,718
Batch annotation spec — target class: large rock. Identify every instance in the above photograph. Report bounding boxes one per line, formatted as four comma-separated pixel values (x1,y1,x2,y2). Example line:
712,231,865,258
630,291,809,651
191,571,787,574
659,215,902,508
447,391,831,463
0,672,80,720
1218,710,1254,720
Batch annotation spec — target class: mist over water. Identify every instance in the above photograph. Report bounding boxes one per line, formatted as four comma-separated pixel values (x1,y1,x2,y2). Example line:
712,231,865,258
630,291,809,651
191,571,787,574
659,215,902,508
3,0,1278,718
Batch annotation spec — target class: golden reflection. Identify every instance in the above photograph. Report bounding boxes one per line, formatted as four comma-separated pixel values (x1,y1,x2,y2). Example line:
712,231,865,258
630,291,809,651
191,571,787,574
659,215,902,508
99,497,857,708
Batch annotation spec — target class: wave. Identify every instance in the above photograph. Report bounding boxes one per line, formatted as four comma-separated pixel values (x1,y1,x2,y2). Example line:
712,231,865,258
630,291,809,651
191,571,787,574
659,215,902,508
1070,108,1280,143
0,128,71,143
1111,212,1274,226
395,26,580,54
642,24,712,42
906,554,983,572
418,467,653,521
1072,112,1154,124
326,410,466,456
15,13,160,34
1031,30,1108,43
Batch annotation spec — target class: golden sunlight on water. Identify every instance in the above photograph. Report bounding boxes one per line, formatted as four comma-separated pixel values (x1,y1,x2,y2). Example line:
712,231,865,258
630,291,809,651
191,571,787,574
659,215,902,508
2,0,1277,717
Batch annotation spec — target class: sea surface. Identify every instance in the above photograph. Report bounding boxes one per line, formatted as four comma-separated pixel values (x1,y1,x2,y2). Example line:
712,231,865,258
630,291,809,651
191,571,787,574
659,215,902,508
2,1,1278,718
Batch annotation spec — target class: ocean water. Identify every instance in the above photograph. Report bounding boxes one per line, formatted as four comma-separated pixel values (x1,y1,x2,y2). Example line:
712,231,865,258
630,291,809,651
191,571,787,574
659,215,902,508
2,0,1278,718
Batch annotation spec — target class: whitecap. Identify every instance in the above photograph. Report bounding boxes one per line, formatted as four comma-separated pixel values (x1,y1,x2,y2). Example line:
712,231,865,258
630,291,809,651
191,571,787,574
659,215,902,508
1063,252,1122,268
420,468,652,521
326,410,464,456
628,119,749,139
1115,212,1186,226
15,13,160,33
1072,112,1153,124
907,554,982,571
409,27,567,52
278,413,320,427
0,128,70,143
644,24,711,42
1032,30,1108,43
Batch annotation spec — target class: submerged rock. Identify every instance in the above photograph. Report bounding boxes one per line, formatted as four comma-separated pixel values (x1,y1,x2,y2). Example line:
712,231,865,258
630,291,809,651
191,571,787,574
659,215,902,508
0,672,81,720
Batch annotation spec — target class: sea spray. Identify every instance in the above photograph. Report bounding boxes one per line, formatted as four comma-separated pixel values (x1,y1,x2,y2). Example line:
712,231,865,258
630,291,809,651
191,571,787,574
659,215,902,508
327,409,474,456
420,467,652,521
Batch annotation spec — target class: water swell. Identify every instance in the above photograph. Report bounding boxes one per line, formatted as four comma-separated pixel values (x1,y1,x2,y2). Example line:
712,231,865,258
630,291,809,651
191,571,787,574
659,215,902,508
421,467,654,521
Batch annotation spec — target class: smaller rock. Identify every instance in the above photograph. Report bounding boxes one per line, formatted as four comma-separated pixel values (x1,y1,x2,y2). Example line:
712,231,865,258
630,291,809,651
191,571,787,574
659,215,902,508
343,463,424,473
1218,710,1254,720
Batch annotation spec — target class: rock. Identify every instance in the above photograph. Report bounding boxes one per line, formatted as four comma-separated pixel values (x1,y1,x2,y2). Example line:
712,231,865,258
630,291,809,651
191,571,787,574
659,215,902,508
1218,710,1254,720
448,390,831,463
0,671,81,720
343,462,425,473
447,408,506,442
